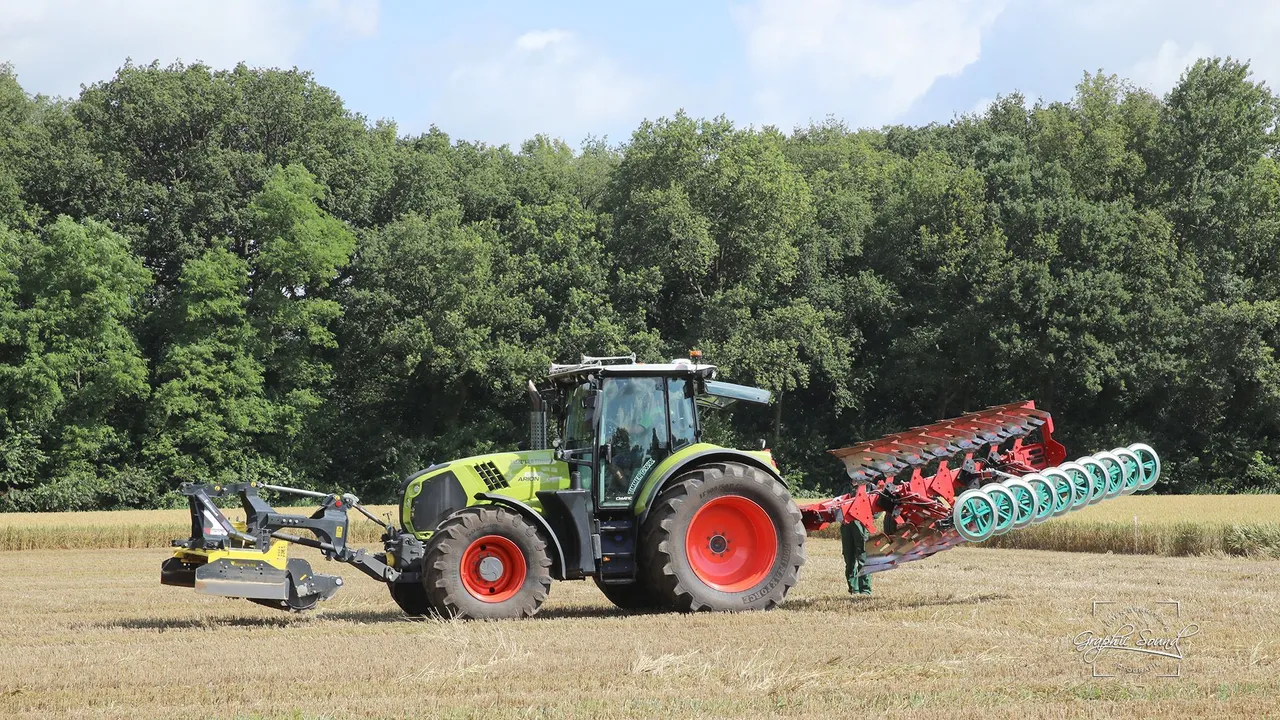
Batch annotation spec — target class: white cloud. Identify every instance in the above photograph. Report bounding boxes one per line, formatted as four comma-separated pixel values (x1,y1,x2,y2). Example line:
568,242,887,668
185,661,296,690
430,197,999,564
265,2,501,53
970,96,994,115
1130,40,1212,94
311,0,379,37
737,0,1008,129
0,0,379,98
515,30,573,52
1052,0,1280,92
435,28,648,146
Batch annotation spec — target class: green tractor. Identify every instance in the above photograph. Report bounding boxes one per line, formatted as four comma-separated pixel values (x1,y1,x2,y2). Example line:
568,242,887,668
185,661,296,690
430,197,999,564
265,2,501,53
162,354,808,618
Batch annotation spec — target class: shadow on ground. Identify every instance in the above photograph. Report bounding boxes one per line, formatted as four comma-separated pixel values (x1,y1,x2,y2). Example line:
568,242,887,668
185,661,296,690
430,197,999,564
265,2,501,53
93,602,642,631
783,591,1009,613
93,590,1010,632
96,615,302,631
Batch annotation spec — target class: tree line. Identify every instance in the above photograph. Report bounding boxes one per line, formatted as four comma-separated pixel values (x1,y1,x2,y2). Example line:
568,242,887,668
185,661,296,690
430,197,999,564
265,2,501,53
1,57,1277,511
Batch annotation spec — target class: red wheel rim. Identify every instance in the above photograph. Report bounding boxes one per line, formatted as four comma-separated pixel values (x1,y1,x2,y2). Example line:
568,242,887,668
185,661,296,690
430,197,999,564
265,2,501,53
460,535,526,603
685,495,778,592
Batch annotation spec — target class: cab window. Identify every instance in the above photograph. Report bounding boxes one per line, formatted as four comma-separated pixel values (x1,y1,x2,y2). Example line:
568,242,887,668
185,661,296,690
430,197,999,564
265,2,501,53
667,377,697,451
562,383,595,489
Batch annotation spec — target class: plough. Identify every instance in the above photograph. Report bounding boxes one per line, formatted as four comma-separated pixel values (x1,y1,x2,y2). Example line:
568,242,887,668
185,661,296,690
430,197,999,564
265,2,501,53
797,401,1160,574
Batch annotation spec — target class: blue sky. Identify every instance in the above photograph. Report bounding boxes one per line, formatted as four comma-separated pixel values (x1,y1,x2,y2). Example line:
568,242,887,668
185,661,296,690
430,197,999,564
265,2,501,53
4,1,1280,147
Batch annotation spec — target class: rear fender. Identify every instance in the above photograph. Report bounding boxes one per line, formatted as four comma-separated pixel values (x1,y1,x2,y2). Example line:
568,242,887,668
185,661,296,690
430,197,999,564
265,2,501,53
633,446,787,523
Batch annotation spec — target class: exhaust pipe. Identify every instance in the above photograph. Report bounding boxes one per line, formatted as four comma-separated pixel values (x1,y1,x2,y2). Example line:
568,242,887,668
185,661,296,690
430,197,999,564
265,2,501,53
527,380,547,451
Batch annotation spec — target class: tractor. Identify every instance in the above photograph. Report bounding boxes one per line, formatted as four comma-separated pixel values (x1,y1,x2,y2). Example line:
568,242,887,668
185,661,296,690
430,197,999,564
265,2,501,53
163,354,807,618
161,353,1160,618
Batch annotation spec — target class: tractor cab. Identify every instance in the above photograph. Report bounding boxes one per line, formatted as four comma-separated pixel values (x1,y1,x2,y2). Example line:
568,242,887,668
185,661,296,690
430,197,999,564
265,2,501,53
543,354,772,510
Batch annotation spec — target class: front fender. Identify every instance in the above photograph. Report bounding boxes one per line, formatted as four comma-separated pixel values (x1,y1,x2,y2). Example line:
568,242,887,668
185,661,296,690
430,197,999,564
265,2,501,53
473,492,567,580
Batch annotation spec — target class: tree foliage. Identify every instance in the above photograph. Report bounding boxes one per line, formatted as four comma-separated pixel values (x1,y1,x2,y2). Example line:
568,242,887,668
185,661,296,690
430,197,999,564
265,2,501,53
1,57,1279,509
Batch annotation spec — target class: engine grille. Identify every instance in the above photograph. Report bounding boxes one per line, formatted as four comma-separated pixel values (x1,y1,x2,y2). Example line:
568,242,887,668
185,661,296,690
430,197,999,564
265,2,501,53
474,461,509,491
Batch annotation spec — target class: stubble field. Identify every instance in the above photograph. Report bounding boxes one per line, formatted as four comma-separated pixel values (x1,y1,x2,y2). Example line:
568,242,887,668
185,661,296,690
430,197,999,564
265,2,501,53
1,535,1277,719
8,494,1280,556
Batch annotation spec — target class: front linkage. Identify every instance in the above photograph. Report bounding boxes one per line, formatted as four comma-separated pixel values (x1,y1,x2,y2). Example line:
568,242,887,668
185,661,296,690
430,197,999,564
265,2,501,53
161,482,424,610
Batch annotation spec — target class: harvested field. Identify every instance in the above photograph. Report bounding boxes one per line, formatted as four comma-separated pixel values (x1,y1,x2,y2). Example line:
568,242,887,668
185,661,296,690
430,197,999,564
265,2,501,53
981,494,1280,557
0,538,1277,718
1,495,1275,549
4,495,1280,557
0,505,398,551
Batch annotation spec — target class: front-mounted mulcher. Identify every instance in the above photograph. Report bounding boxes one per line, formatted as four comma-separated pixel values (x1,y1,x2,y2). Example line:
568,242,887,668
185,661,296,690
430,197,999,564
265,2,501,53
161,481,422,611
161,352,1161,619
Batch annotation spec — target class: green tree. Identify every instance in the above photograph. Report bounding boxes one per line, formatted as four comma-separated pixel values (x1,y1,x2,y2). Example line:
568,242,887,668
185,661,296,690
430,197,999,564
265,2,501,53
0,218,151,510
146,245,278,486
333,211,543,494
245,165,356,471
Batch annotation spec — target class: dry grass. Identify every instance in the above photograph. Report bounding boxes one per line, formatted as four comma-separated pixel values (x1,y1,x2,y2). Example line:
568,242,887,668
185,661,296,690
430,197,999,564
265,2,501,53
982,495,1280,557
0,539,1277,718
2,495,1279,558
1041,494,1280,525
802,495,1280,558
0,505,398,551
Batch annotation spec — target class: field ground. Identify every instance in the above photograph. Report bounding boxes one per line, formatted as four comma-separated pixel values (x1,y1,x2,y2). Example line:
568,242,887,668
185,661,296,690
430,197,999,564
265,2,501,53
0,504,399,551
1,538,1277,719
979,494,1280,557
5,494,1280,555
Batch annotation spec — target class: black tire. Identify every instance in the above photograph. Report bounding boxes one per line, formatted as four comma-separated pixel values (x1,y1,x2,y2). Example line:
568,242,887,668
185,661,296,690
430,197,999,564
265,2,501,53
375,552,431,616
389,581,430,616
640,462,805,612
593,577,661,611
422,505,553,620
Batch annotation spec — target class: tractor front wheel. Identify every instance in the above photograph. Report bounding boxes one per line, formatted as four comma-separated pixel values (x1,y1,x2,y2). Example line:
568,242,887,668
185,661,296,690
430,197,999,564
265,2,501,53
389,580,430,617
640,462,806,612
422,506,552,619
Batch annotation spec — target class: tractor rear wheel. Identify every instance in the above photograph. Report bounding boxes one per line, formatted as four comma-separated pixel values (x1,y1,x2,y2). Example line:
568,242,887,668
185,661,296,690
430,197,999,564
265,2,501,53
593,577,660,611
422,506,552,620
640,462,805,612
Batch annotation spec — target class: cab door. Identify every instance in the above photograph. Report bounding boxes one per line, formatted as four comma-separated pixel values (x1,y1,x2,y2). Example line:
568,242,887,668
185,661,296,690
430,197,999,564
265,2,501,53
597,376,670,508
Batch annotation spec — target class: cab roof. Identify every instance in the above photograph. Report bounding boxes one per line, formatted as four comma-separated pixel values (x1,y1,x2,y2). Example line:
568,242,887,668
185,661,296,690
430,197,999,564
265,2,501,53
546,355,772,405
548,355,717,382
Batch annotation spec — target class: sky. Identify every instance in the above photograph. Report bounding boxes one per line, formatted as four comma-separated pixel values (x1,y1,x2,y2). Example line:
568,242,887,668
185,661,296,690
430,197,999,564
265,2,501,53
2,0,1280,148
